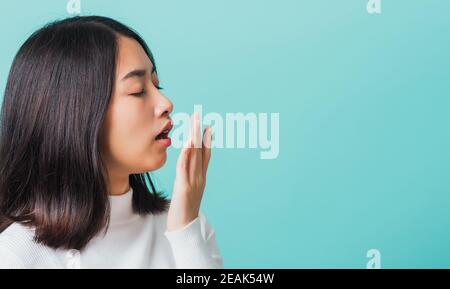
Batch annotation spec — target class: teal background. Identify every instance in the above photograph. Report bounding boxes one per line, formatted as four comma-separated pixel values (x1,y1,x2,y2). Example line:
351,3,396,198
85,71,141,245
1,1,449,268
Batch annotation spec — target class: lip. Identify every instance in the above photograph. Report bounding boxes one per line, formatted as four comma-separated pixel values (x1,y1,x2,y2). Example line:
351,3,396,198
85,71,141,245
156,120,173,137
154,120,173,147
162,121,173,134
156,137,171,147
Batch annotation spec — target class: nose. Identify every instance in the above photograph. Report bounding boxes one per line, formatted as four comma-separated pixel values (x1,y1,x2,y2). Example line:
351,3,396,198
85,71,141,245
155,91,173,118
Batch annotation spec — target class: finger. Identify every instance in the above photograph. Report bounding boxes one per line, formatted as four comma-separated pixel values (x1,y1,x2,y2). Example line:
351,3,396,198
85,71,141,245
183,130,193,149
177,141,192,173
202,126,212,176
178,132,193,173
189,112,202,179
192,112,201,149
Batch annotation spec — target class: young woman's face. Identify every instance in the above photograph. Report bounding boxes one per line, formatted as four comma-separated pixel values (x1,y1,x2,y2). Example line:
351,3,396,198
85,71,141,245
100,35,174,176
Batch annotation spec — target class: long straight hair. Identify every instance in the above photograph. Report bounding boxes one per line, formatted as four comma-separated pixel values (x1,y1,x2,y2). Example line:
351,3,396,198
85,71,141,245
0,16,170,250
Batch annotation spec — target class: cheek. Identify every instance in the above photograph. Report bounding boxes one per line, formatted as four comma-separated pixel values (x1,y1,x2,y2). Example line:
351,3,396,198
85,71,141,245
107,105,152,167
104,102,158,171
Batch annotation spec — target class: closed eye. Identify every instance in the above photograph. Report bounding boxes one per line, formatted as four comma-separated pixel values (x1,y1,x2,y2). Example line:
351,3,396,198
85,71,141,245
130,90,146,97
130,84,163,97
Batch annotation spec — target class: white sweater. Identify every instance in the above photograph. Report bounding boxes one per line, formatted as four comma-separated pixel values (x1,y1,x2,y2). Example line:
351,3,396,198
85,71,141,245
0,187,223,269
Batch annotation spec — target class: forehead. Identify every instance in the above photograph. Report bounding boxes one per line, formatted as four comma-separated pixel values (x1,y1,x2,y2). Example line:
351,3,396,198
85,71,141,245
116,35,153,78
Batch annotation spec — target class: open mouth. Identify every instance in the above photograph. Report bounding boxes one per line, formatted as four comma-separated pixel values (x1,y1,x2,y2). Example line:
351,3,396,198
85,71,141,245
155,130,170,140
155,122,173,140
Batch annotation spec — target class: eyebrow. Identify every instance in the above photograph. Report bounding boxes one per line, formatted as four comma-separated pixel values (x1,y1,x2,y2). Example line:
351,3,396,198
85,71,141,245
121,66,157,82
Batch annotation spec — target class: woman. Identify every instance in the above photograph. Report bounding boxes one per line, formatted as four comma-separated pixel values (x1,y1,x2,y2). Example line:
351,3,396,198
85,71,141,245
0,16,223,269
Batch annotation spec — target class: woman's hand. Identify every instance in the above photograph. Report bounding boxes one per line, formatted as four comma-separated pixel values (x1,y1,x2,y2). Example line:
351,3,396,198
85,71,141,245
167,112,212,232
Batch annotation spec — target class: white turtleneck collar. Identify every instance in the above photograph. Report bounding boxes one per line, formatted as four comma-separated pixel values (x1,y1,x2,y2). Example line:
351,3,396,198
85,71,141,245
108,187,135,224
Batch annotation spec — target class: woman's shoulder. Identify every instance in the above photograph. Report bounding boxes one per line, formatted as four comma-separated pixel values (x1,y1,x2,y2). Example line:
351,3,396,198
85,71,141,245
0,223,63,269
0,223,33,268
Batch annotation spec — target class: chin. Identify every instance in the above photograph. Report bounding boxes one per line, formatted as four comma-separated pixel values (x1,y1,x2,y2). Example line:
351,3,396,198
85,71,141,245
147,151,167,171
133,156,166,174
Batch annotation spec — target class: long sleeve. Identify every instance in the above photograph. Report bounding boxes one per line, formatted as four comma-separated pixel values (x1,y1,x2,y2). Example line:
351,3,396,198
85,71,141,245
164,211,224,269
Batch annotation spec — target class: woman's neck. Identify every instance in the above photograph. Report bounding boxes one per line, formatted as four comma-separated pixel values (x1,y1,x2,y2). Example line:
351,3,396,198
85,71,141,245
107,171,130,196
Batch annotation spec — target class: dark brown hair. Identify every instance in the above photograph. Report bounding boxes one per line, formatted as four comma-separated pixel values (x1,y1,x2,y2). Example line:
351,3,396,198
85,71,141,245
0,16,170,250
